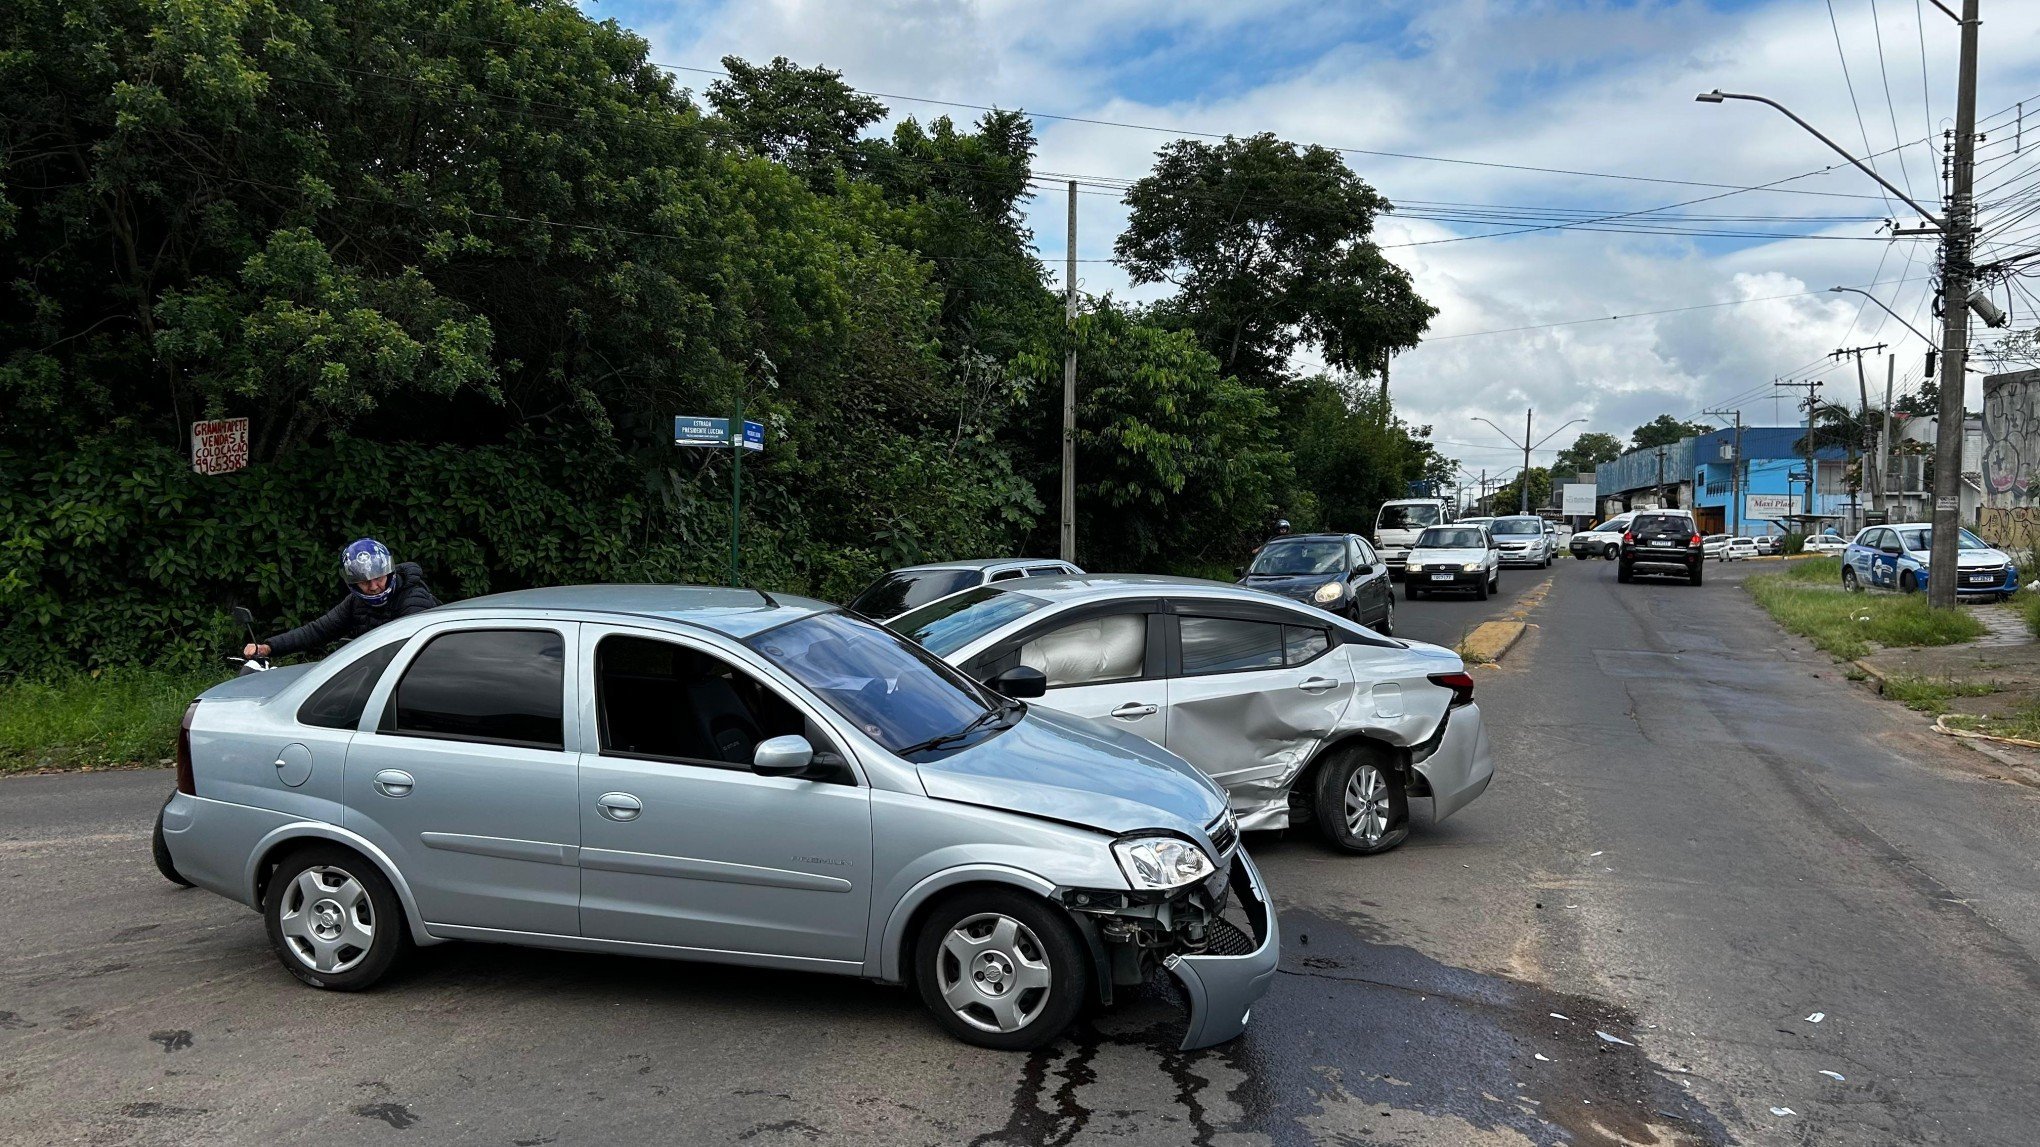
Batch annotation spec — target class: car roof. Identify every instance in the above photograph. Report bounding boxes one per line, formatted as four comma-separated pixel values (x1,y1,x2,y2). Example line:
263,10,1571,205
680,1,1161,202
971,572,1278,606
886,557,1069,573
435,584,837,639
1263,532,1352,542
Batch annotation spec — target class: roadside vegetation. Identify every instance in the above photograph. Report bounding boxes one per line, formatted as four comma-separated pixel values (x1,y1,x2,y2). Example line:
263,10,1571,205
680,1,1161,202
1745,559,1986,661
0,669,221,774
1943,707,2040,743
1878,675,2000,714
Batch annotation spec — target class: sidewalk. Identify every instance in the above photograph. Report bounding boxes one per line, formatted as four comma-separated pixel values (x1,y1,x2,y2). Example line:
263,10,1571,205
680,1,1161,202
1856,601,2040,776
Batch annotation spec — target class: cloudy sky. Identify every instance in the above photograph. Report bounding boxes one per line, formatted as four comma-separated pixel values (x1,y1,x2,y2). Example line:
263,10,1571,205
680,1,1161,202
600,0,2040,480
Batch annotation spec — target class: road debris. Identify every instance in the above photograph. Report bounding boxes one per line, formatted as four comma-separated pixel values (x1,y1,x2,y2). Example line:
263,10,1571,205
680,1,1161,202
1819,1070,1845,1081
1770,1107,1796,1117
1549,1012,1570,1021
1595,1031,1635,1046
1805,1012,1825,1023
1534,1053,1551,1062
1590,851,1603,857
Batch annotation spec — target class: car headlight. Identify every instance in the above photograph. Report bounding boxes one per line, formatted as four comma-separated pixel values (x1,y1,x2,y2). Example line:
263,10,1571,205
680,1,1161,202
1112,835,1215,890
1406,561,1424,572
1313,582,1344,603
1461,562,1482,571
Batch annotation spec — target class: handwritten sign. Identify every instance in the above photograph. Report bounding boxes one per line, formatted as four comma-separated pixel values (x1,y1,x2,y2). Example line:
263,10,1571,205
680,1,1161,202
191,418,250,475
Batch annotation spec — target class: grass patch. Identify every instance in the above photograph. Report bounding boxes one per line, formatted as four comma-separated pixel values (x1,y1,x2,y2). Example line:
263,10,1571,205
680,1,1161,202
1878,675,1999,713
0,668,222,774
1746,568,1986,660
2017,590,2040,638
1773,555,1843,583
1944,706,2040,743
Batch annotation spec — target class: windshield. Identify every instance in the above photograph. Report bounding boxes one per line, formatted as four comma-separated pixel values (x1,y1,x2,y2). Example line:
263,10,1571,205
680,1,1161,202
1895,528,1992,553
1416,527,1485,549
1489,518,1542,535
1247,539,1347,576
849,568,981,619
891,585,1051,657
1378,503,1442,531
746,612,994,754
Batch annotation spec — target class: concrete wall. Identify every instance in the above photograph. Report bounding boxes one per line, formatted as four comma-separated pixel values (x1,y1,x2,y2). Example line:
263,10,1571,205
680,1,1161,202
1980,369,2040,559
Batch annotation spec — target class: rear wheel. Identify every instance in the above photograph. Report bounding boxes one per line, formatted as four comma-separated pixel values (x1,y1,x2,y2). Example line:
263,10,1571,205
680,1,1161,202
1376,595,1394,636
264,845,409,991
1314,748,1410,855
1842,566,1861,593
152,799,192,888
1689,563,1704,587
1604,543,1619,560
1618,561,1634,584
915,889,1087,1051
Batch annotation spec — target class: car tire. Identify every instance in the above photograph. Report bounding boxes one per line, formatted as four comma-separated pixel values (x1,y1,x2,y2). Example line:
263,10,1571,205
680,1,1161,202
914,888,1088,1051
1604,543,1619,560
1376,596,1394,636
263,844,409,992
1314,748,1410,855
1689,564,1704,587
1618,561,1633,583
1476,573,1490,600
1842,567,1861,593
152,799,193,888
1900,571,1918,594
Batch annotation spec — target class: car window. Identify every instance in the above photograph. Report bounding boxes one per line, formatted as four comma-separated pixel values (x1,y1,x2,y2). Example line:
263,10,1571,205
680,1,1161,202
747,611,993,754
1633,514,1692,536
298,642,404,730
1377,503,1441,530
595,635,820,767
1283,625,1330,665
387,629,565,749
1490,518,1542,535
1355,538,1380,566
849,569,981,618
892,585,1052,658
1416,527,1485,548
1025,565,1067,578
1247,539,1347,575
1179,617,1286,675
989,569,1026,581
1020,614,1147,687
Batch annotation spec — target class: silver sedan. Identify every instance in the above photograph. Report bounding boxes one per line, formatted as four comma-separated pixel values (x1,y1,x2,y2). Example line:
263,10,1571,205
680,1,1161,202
890,574,1496,855
157,586,1276,1051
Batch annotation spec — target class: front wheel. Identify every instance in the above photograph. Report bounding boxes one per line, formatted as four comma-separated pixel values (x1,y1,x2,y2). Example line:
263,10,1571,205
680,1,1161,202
915,890,1087,1051
1842,567,1861,593
1314,749,1410,855
1604,543,1619,560
264,845,409,991
1476,573,1490,600
1900,571,1919,594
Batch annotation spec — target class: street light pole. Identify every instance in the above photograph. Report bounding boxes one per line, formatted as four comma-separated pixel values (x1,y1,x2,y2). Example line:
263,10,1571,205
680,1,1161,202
1471,411,1586,517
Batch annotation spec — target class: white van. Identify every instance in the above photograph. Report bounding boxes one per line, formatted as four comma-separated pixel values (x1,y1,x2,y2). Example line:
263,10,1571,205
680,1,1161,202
1374,498,1453,577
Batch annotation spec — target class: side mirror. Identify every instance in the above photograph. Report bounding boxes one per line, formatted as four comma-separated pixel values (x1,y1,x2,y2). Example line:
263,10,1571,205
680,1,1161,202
752,734,815,777
1880,544,1903,556
231,606,254,628
1234,566,1246,578
985,665,1048,699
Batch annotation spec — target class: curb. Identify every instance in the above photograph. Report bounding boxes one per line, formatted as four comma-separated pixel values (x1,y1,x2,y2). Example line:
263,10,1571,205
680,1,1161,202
1458,621,1526,665
1851,659,1890,694
1933,714,2040,751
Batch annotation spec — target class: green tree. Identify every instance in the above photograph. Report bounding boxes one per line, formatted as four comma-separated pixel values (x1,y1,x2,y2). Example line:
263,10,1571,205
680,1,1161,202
1553,431,1624,477
706,56,886,189
1489,467,1553,514
1630,415,1713,450
1114,133,1436,387
1289,376,1447,533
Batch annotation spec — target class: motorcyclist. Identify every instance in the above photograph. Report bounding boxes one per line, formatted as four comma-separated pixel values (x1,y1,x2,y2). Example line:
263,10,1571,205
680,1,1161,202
1250,518,1293,557
243,538,440,659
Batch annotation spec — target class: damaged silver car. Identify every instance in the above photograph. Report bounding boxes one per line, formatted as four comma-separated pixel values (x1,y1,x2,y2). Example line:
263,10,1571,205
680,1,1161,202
156,586,1276,1051
893,574,1495,854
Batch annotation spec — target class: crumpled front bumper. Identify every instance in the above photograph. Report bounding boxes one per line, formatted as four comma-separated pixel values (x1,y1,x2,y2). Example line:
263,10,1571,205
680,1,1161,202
1164,850,1280,1051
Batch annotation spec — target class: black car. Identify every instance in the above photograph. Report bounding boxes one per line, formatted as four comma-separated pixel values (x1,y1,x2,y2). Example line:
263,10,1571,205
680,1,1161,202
1239,532,1395,634
1618,512,1704,586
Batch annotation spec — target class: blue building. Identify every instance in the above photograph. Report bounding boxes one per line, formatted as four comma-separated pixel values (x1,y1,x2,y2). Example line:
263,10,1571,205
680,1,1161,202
1597,427,1851,536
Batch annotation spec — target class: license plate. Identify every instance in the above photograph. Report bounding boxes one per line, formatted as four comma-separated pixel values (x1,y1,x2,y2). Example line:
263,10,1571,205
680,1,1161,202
1431,573,1454,581
1650,540,1673,547
1965,575,1995,585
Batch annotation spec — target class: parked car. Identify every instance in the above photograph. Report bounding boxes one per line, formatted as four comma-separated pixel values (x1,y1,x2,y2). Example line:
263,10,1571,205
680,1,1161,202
850,559,1083,621
1840,524,2019,599
1570,514,1634,560
1404,525,1502,599
1725,536,1760,561
1753,534,1782,555
157,586,1275,1052
1801,533,1850,555
1619,511,1704,586
1374,498,1453,578
889,575,1494,854
1701,534,1729,560
1237,532,1395,634
1486,515,1555,568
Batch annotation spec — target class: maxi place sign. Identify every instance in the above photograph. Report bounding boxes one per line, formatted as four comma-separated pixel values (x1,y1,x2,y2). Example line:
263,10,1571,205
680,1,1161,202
1745,493,1802,520
190,418,250,476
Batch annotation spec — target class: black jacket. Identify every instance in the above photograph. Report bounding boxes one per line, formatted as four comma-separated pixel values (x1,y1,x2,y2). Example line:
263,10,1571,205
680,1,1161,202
264,562,441,656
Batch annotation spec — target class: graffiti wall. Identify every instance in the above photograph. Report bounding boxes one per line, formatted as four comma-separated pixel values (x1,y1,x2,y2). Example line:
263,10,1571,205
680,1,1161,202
1980,369,2040,559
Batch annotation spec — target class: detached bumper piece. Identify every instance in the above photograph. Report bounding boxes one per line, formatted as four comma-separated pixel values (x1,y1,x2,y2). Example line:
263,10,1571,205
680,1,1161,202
1164,852,1280,1050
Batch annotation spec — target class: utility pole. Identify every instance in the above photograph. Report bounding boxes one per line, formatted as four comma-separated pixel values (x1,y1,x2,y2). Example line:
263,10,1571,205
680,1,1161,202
1703,409,1744,536
1654,446,1667,507
1777,379,1824,533
1879,354,1896,513
1833,344,1888,532
1060,180,1077,564
1928,0,1981,608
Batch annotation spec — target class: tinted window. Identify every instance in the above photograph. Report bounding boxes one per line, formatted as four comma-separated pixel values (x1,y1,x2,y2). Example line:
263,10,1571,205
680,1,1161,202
989,569,1026,581
1283,625,1330,665
1355,538,1379,566
1247,539,1346,575
849,569,981,618
1377,503,1441,530
1025,566,1067,577
747,611,992,754
1021,614,1147,687
596,635,815,766
298,642,403,730
1416,528,1485,549
1179,617,1286,675
389,629,564,749
1633,514,1693,536
1489,518,1542,535
892,585,1052,657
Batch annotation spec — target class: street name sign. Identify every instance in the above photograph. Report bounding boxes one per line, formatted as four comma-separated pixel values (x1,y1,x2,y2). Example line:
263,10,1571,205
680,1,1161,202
191,418,250,475
674,416,764,451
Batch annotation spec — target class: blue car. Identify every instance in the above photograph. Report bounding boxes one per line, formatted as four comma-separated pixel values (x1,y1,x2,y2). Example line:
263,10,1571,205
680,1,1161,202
1841,523,2019,599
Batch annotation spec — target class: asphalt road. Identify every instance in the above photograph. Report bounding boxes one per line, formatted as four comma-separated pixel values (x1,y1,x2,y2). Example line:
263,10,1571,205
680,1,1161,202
6,556,2040,1145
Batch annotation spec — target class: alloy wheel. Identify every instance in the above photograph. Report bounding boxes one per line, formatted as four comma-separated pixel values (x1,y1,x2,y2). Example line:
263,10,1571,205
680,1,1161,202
276,865,375,974
1344,764,1393,845
935,913,1053,1034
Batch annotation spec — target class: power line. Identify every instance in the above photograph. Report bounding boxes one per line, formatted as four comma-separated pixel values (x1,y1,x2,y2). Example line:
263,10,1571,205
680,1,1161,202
1827,0,1899,218
1416,275,1931,341
1868,0,1922,202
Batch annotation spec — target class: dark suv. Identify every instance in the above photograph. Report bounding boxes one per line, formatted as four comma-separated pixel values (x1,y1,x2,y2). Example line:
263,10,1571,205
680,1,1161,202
1618,512,1704,586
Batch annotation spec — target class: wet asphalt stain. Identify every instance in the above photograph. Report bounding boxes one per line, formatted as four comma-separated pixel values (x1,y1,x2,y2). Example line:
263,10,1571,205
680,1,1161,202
0,1010,35,1029
119,1101,204,1118
109,924,160,942
977,909,1724,1147
353,1101,419,1129
736,1119,824,1141
147,1029,193,1053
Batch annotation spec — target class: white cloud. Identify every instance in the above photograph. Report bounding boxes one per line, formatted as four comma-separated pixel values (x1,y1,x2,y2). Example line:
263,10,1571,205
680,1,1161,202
623,0,2040,467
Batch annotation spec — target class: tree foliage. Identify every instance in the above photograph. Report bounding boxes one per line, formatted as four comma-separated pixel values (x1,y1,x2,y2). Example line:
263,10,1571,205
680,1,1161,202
1553,431,1625,477
1630,415,1714,450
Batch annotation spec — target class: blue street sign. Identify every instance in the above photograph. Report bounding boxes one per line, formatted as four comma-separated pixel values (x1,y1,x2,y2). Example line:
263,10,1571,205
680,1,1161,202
675,416,764,451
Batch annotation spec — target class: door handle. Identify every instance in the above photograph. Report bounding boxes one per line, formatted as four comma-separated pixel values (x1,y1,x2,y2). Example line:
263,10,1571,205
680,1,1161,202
1299,677,1339,693
596,792,643,822
372,769,414,798
1110,702,1159,719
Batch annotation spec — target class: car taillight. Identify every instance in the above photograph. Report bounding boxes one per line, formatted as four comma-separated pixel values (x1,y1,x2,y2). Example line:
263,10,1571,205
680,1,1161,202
175,702,199,796
1690,534,1704,546
1621,531,1634,544
1429,672,1475,707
